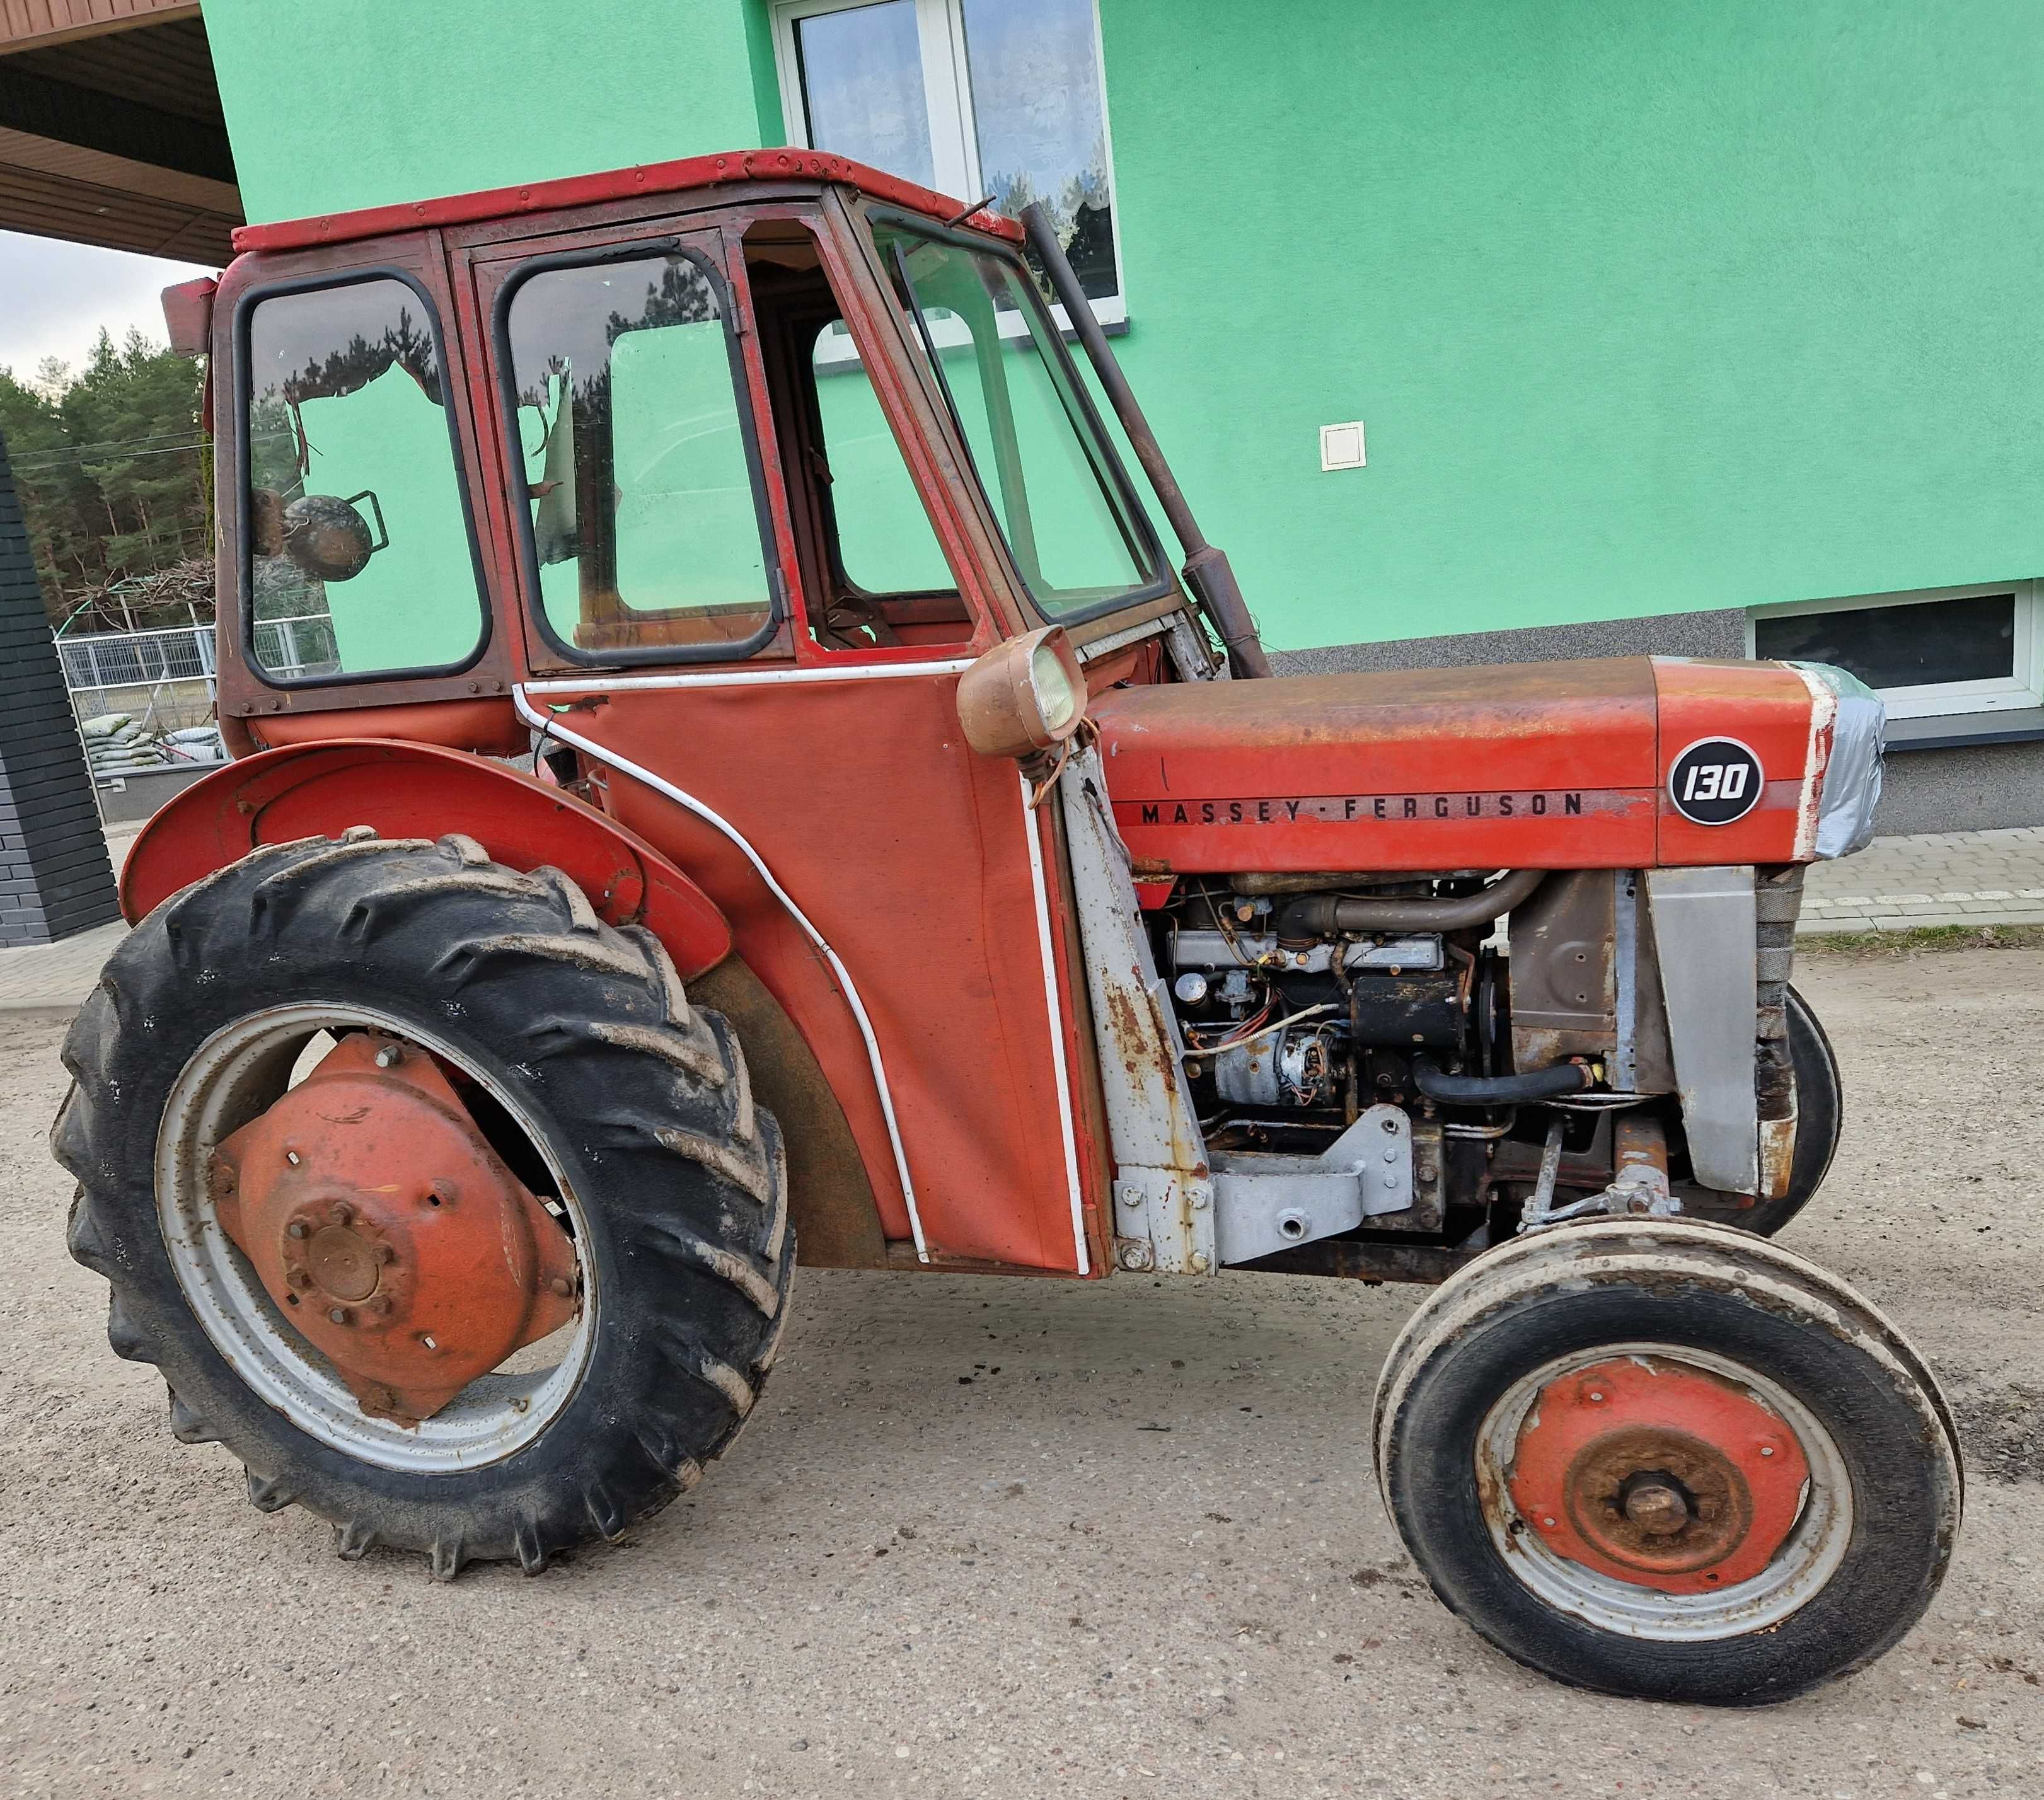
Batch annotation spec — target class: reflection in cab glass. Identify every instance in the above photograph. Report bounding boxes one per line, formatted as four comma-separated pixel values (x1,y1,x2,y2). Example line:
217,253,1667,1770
504,253,775,657
244,277,483,680
874,222,1157,620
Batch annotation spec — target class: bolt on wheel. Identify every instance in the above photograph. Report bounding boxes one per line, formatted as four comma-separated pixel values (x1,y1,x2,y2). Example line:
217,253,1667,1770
1373,1218,1961,1705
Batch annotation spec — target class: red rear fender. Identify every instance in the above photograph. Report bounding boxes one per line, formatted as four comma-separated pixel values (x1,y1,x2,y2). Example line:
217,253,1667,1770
120,740,732,979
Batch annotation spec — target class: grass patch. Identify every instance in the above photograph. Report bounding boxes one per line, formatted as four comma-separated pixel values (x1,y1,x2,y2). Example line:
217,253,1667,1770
1798,923,2044,958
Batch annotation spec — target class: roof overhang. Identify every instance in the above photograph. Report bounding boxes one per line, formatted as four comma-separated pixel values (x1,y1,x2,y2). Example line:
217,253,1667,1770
0,1,238,262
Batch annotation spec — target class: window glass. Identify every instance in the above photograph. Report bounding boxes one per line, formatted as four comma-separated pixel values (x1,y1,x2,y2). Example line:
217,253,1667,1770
1755,594,2015,691
794,0,935,191
959,0,1117,301
783,0,1121,303
503,252,776,658
877,221,1157,617
244,277,482,681
810,321,954,594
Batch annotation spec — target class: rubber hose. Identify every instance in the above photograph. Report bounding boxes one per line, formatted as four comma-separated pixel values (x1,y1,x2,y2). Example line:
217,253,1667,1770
1410,1058,1595,1104
1274,867,1547,938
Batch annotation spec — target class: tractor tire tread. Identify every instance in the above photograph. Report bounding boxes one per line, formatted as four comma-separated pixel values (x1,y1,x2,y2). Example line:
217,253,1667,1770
59,829,792,1582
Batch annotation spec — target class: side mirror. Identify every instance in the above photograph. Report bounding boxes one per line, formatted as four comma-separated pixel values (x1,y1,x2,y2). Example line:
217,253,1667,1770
956,625,1088,779
161,277,217,359
280,490,390,583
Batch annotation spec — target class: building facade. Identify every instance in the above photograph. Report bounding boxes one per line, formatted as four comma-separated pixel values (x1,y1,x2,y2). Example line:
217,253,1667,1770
24,0,2044,830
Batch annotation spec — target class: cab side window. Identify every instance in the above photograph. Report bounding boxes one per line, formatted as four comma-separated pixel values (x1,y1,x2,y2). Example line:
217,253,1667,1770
243,275,485,681
501,249,780,661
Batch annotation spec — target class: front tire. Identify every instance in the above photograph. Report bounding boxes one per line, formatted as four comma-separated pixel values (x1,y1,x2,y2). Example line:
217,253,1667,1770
1373,1218,1960,1705
1681,984,1843,1235
57,829,791,1578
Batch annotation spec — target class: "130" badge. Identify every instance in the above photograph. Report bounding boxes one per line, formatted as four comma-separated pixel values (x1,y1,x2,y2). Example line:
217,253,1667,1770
1667,737,1764,825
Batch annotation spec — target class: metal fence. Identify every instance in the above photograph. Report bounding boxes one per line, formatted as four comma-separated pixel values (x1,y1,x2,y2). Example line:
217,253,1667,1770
54,616,338,742
57,622,219,736
253,614,340,681
57,621,214,695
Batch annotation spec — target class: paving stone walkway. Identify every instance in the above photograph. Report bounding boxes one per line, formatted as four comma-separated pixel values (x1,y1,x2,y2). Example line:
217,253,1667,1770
0,822,2038,1013
1800,826,2044,933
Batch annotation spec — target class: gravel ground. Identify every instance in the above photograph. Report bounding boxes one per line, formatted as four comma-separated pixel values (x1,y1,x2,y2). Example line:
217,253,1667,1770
3,948,2041,1799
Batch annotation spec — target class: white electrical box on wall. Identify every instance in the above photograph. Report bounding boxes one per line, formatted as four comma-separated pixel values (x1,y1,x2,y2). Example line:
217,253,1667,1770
1320,420,1367,471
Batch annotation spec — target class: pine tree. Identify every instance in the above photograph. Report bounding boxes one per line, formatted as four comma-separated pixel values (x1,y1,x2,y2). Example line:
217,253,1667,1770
0,331,207,627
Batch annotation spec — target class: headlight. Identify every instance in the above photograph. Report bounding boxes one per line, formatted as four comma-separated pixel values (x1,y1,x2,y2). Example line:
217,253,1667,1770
956,625,1088,761
1029,641,1080,734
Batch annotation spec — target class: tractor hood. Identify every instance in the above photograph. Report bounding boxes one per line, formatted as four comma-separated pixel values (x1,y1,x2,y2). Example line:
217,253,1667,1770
1089,655,1881,874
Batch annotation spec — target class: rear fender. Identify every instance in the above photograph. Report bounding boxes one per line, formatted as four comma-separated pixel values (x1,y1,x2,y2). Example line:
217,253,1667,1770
120,739,732,979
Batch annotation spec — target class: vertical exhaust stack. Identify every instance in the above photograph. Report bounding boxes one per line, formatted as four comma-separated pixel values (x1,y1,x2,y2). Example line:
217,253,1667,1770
1018,202,1271,680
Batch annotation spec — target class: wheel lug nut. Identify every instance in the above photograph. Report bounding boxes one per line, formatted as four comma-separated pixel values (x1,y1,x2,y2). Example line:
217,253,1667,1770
328,1307,352,1326
329,1201,354,1226
370,1296,395,1318
286,1221,308,1240
374,1044,404,1068
287,1268,313,1290
374,1243,397,1265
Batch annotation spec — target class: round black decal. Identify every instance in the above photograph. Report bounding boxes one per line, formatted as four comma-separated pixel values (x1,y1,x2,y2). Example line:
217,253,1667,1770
1668,737,1764,825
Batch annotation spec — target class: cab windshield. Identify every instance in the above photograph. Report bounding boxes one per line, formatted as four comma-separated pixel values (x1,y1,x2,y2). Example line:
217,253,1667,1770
873,218,1166,623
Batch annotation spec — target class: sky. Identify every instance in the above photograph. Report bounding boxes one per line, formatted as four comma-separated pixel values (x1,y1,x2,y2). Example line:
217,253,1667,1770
0,232,219,384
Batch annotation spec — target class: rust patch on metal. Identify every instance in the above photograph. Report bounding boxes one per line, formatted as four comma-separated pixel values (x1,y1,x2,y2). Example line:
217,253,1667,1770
211,1032,577,1424
1506,1355,1808,1593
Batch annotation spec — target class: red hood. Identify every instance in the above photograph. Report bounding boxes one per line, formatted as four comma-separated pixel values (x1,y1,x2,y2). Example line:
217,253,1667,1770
1090,656,1833,874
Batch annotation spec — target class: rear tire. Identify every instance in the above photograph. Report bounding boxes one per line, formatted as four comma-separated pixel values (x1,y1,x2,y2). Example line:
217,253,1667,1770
57,829,791,1578
1373,1218,1960,1705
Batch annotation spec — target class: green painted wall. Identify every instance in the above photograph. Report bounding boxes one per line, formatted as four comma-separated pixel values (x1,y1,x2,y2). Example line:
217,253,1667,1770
203,0,2044,654
205,0,766,222
1096,0,2044,648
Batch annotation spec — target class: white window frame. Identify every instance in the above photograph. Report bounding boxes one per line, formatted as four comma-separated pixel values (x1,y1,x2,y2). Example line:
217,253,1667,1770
768,0,1129,330
1745,579,2043,720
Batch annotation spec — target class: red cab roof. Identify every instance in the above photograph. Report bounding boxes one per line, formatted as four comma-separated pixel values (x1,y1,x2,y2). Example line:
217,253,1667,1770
229,148,1024,255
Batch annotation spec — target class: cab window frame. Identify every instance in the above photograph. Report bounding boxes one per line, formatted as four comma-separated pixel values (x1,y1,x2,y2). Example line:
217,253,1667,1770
862,205,1175,632
232,264,495,691
490,235,787,670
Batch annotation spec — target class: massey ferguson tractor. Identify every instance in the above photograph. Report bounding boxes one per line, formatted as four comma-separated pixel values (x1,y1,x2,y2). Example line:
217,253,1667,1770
59,149,1958,1707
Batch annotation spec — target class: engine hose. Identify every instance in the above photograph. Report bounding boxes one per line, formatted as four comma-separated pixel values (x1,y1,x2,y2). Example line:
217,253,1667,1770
1273,867,1547,940
1410,1058,1595,1104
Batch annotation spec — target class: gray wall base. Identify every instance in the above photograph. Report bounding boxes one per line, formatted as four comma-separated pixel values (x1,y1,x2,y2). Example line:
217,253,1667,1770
95,763,218,825
1273,608,1746,674
1871,741,2044,835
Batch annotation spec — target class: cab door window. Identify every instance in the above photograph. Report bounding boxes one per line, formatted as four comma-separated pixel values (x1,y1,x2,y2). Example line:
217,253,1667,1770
241,274,487,682
811,320,954,597
499,246,781,662
739,217,976,652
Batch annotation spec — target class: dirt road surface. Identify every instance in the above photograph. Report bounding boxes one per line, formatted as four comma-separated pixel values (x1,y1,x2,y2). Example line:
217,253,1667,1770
3,947,2040,1797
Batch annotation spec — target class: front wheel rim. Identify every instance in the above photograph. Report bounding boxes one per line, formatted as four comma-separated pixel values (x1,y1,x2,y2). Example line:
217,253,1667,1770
1475,1341,1853,1641
156,1001,596,1474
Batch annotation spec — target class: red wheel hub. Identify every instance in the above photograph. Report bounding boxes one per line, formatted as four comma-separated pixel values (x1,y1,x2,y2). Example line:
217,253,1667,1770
209,1032,579,1425
1506,1356,1810,1594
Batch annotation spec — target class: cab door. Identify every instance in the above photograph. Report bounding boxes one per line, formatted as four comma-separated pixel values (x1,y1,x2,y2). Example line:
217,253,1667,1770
449,206,1101,1275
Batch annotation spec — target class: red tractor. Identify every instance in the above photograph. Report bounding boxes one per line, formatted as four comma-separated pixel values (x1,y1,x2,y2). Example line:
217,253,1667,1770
62,149,1956,1706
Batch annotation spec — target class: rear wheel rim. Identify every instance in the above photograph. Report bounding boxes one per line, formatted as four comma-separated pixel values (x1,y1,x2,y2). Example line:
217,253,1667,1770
156,1001,596,1474
1474,1341,1852,1641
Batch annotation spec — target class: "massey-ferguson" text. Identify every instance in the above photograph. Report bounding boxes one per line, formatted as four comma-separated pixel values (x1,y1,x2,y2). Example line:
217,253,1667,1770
1129,792,1591,826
